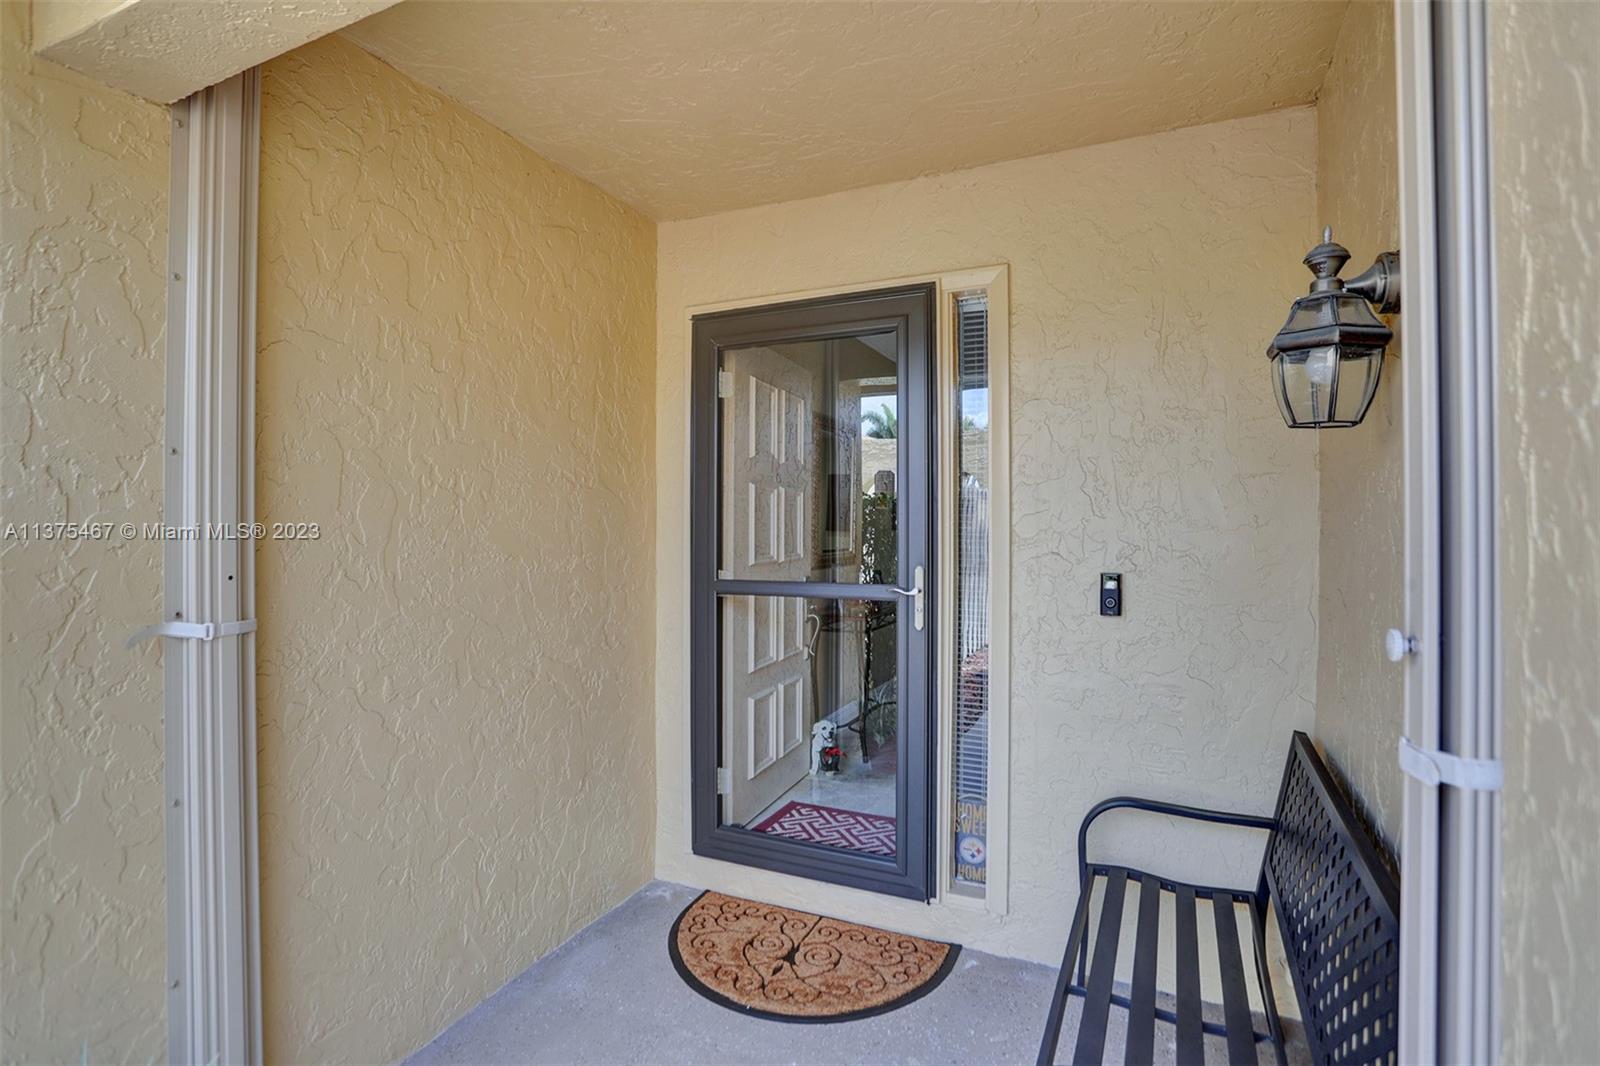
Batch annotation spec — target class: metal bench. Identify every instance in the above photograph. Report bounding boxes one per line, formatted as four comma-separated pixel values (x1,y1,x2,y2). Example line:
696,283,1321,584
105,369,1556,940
1037,731,1400,1066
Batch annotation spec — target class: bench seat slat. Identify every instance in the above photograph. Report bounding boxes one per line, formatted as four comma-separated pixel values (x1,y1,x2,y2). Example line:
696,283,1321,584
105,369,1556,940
1174,884,1203,1066
1073,868,1129,1065
1213,893,1257,1066
1037,875,1098,1066
1124,874,1161,1066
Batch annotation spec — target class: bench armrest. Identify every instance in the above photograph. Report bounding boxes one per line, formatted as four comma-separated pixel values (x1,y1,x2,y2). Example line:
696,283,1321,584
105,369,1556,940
1076,796,1277,892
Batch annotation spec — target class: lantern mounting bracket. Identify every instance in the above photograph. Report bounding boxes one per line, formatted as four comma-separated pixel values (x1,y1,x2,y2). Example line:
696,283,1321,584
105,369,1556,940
1346,250,1402,314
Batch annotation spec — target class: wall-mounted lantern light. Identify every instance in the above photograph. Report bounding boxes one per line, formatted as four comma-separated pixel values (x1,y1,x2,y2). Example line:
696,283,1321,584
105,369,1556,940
1268,228,1401,428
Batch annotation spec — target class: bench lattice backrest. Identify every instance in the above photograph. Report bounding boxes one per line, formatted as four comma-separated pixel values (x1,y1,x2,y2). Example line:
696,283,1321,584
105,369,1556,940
1263,734,1402,1066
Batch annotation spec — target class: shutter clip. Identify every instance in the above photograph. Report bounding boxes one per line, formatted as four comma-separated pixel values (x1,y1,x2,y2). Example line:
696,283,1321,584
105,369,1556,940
1397,736,1503,792
126,619,257,649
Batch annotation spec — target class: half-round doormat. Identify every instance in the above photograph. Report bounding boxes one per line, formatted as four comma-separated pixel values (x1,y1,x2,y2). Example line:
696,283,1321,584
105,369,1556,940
668,890,960,1023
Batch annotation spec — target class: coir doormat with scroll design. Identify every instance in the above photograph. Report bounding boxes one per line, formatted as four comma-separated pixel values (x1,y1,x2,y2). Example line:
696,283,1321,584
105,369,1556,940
668,890,960,1023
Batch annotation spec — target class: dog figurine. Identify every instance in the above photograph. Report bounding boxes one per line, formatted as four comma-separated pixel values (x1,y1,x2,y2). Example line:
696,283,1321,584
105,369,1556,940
810,719,838,775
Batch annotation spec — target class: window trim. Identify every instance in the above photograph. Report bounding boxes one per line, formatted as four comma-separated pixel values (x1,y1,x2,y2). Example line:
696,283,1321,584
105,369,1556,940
934,266,1011,915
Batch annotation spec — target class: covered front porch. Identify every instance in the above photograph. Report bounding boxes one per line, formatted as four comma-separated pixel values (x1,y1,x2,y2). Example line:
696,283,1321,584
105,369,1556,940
10,0,1407,1058
8,0,1590,1062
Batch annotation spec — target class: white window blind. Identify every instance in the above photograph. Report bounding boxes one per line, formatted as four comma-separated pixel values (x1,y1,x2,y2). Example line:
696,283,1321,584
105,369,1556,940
952,293,990,888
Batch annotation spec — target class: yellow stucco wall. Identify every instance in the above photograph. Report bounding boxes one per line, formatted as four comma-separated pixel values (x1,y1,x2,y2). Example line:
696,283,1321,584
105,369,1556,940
254,35,657,1063
1491,2,1600,1061
653,108,1322,962
0,3,170,1060
1310,0,1404,854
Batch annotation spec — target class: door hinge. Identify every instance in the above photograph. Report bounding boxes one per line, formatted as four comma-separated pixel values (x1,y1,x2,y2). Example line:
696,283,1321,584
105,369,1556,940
716,767,731,795
717,371,733,398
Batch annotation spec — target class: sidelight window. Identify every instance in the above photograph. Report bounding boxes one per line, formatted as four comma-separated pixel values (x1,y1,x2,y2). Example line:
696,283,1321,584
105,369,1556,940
951,292,992,893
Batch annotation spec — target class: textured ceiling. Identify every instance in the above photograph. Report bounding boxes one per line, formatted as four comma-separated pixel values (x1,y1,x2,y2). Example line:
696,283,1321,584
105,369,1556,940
343,1,1349,220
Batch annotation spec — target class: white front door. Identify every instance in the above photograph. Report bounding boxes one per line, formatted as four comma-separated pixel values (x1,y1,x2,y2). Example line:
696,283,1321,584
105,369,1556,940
720,345,815,824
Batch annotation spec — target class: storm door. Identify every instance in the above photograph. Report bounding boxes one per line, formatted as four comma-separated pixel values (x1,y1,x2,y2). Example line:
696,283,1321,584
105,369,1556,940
690,286,935,900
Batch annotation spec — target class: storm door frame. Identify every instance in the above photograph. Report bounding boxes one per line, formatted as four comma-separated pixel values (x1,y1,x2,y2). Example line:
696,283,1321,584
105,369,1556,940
688,284,937,901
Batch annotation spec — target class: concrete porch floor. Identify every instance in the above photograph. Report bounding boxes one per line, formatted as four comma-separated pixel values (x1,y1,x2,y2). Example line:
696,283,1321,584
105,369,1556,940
407,881,1056,1065
406,881,1304,1065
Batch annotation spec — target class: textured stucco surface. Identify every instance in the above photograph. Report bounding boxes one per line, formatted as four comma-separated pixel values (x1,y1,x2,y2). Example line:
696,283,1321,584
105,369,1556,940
255,35,657,1063
0,2,170,1060
343,0,1348,220
1490,2,1600,1061
654,109,1321,962
1308,0,1404,855
32,0,402,103
27,0,127,51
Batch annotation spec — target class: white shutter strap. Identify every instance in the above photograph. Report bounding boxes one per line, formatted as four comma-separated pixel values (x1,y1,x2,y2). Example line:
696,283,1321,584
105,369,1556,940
126,618,257,649
1397,736,1503,792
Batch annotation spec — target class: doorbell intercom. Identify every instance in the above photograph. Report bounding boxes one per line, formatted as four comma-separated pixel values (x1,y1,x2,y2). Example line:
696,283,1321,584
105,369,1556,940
1100,573,1122,617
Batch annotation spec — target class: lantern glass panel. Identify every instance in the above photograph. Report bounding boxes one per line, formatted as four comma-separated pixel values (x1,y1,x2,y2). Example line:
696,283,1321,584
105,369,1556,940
1275,344,1339,425
1271,354,1296,426
1333,347,1384,423
1334,292,1386,330
1283,294,1336,332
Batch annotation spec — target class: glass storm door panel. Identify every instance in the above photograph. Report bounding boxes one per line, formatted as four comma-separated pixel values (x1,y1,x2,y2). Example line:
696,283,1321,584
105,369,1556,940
719,337,900,586
690,286,934,901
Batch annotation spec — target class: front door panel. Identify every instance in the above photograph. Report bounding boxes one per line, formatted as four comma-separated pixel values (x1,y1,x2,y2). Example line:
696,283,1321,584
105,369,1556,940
721,344,814,824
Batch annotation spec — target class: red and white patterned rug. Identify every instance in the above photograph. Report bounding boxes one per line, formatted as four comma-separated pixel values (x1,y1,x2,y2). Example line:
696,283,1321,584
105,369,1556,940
751,801,896,857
